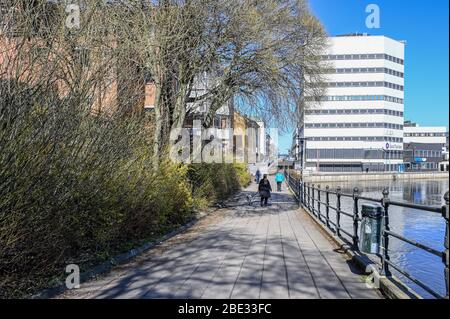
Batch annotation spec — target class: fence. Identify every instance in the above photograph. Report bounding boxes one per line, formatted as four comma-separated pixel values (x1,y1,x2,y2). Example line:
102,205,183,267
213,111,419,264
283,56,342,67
286,172,449,299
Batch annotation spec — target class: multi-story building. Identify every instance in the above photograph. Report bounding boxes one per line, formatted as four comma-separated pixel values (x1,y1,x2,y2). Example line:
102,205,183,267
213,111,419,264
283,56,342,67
403,121,448,171
1,3,147,116
297,34,406,173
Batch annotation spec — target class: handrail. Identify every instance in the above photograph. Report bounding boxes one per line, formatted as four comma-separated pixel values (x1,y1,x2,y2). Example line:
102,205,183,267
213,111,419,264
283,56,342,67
285,172,449,299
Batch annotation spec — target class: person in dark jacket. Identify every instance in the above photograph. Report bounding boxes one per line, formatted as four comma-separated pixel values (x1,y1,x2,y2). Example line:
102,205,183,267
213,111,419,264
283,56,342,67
258,174,272,207
255,168,261,184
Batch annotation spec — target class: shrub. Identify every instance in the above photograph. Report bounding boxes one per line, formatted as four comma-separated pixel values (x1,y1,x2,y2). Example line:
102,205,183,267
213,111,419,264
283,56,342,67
0,80,250,298
0,80,196,298
188,162,251,206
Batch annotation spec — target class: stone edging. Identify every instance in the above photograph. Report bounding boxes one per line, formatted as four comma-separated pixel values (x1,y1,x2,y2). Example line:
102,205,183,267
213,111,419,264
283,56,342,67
31,211,214,299
32,187,251,299
303,172,449,183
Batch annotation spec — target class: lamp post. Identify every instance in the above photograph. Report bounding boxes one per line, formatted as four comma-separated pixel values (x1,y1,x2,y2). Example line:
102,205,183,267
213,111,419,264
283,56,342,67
298,137,309,172
383,143,391,172
365,147,391,172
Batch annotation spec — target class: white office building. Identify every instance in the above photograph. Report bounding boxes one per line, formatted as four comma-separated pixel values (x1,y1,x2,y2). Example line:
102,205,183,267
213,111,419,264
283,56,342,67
403,123,447,145
298,34,406,173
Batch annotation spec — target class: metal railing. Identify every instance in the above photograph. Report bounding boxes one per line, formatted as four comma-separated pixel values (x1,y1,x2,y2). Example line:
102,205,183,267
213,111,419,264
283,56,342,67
286,172,449,299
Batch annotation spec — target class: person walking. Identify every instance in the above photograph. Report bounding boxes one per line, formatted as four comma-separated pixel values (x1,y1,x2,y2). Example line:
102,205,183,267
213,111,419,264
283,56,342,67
275,170,285,192
255,168,261,184
258,174,272,207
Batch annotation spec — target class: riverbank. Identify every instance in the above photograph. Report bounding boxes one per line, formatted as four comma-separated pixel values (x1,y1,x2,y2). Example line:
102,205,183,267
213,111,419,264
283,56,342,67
302,171,449,183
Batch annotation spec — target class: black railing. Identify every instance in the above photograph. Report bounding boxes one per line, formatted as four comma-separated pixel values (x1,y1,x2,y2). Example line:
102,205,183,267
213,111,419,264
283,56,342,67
286,172,449,299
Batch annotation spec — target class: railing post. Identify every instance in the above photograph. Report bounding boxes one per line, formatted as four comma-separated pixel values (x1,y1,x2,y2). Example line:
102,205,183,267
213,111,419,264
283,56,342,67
298,180,302,206
311,184,315,216
353,187,360,249
381,188,392,277
317,185,322,221
307,183,311,211
325,186,330,228
303,181,307,208
444,191,449,299
336,186,341,237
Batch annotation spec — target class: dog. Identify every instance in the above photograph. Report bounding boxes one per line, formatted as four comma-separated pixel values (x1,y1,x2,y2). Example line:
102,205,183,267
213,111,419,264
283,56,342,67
246,192,259,206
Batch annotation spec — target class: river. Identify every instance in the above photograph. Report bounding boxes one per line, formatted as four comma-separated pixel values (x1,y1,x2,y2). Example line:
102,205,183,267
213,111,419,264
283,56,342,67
314,178,449,299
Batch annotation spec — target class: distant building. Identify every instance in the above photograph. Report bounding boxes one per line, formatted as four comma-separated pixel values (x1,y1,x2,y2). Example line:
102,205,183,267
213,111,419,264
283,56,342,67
232,111,262,164
297,34,406,173
441,131,449,172
252,118,267,162
403,123,448,171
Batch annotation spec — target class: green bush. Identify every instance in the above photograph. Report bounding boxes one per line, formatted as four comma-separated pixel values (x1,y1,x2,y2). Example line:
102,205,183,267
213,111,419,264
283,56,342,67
0,80,250,298
187,163,251,207
0,80,196,298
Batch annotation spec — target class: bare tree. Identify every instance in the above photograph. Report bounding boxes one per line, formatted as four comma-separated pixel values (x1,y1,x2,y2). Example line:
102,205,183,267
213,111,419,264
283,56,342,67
136,0,328,160
0,0,176,297
0,0,327,297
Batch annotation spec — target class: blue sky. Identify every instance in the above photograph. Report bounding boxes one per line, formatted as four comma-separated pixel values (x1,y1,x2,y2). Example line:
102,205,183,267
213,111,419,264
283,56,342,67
278,0,449,154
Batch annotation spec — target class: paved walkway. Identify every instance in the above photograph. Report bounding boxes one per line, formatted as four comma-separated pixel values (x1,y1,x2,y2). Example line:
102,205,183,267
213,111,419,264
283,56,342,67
58,177,382,299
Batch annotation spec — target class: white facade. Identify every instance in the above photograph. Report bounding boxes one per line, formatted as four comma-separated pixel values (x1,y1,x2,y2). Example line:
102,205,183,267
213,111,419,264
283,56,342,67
300,34,406,172
255,120,266,159
188,72,230,116
404,125,447,145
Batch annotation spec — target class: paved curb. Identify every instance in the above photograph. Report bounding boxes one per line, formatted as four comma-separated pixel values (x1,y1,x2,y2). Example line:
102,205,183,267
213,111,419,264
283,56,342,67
286,183,422,299
31,212,213,299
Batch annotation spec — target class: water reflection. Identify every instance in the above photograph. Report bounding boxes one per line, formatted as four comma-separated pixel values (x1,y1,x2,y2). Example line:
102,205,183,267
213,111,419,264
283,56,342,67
316,178,449,299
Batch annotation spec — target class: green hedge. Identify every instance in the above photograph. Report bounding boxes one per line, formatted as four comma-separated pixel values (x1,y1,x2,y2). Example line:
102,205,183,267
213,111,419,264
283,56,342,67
0,80,250,298
188,162,251,206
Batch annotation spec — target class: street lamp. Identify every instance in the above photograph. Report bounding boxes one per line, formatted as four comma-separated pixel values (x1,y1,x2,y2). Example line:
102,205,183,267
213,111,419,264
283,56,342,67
365,146,391,172
297,136,309,172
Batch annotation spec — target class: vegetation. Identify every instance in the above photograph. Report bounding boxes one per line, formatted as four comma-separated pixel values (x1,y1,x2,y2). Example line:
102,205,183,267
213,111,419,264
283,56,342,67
0,0,325,298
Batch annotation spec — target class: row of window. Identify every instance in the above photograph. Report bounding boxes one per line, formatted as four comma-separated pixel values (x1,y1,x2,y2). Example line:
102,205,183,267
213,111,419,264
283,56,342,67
404,133,447,137
326,81,404,91
326,67,404,78
405,150,443,158
407,163,440,170
308,136,403,142
313,163,401,173
322,53,404,65
305,122,403,130
305,108,404,117
306,149,403,160
307,95,404,104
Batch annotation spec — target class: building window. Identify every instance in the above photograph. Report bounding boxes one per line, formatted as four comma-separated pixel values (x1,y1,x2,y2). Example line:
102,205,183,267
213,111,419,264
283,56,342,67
307,95,404,104
305,108,404,117
324,81,403,91
322,53,404,65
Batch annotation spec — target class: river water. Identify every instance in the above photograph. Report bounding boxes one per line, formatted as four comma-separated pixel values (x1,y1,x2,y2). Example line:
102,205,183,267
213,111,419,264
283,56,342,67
314,178,449,299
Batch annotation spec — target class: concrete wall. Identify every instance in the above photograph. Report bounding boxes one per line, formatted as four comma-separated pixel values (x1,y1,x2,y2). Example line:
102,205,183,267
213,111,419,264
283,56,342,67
303,171,449,183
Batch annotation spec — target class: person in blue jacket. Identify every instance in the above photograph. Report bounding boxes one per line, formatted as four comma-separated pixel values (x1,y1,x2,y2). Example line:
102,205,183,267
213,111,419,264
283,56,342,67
275,170,285,192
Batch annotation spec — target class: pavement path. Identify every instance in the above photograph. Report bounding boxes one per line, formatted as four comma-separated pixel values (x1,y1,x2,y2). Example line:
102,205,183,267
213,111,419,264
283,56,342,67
57,176,382,299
